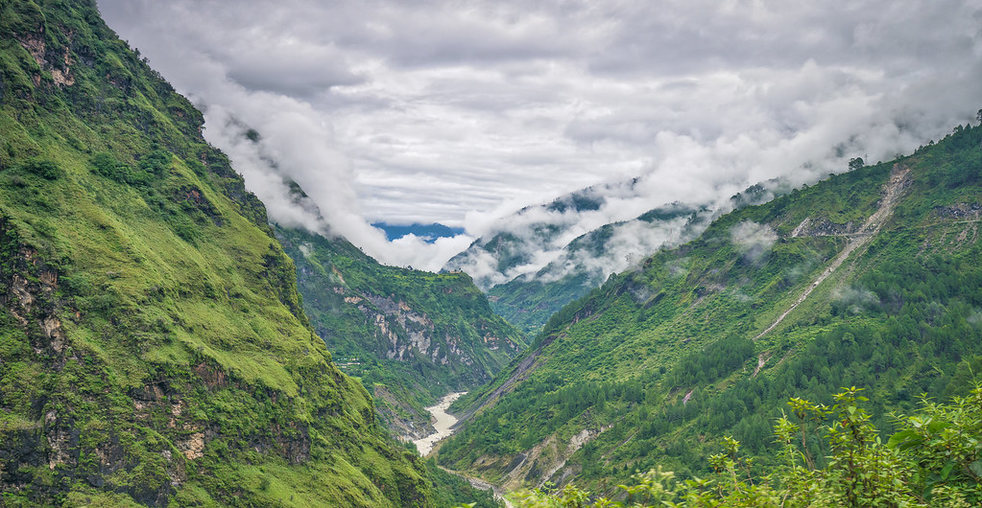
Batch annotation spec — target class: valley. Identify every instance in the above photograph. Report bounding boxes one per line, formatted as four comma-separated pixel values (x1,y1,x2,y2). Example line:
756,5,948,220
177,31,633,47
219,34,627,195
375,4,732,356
277,223,525,440
436,124,982,503
1,1,980,507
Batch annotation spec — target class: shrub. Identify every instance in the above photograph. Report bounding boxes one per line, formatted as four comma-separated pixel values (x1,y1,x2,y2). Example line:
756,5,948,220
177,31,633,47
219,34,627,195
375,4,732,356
19,158,63,180
514,385,982,507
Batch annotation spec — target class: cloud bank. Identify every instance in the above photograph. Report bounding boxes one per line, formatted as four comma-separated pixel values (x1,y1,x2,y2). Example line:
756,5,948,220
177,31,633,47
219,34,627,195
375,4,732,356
96,0,982,269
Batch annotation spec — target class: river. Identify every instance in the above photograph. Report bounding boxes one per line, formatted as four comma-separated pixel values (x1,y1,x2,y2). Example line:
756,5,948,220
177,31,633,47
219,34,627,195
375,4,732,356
413,391,466,456
413,392,514,506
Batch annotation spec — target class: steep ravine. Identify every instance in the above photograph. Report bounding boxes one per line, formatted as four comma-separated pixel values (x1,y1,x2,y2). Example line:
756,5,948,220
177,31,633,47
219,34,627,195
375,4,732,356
410,393,515,507
276,224,526,439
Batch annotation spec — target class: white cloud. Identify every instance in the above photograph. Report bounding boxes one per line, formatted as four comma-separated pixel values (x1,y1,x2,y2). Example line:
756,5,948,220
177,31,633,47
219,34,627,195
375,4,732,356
96,0,982,270
731,221,778,263
834,286,881,314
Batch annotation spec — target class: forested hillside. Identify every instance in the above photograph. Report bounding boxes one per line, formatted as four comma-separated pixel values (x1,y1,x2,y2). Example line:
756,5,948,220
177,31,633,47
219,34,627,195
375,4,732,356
484,184,781,336
448,181,780,336
483,203,713,336
277,224,525,439
0,1,486,505
438,120,982,495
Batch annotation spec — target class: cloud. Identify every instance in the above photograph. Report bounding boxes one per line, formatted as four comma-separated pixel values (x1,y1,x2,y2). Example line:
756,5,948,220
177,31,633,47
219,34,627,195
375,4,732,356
730,221,778,263
536,211,710,285
96,0,982,271
834,286,881,314
968,308,982,326
386,233,476,272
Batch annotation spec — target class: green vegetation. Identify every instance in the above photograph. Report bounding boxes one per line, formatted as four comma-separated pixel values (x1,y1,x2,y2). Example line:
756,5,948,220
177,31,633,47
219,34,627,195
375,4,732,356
487,267,592,337
276,224,525,435
486,203,729,336
515,385,982,506
427,458,500,508
439,121,982,495
0,1,490,505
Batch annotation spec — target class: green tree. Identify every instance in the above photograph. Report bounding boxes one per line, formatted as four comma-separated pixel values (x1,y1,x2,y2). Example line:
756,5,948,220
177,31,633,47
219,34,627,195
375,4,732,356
513,384,982,507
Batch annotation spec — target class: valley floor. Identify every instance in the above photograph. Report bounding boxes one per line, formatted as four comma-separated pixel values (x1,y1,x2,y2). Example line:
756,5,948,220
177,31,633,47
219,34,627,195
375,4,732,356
412,391,467,455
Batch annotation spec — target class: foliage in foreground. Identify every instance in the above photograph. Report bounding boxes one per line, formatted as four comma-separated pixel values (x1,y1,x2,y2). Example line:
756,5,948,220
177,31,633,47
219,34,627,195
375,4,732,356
513,386,982,507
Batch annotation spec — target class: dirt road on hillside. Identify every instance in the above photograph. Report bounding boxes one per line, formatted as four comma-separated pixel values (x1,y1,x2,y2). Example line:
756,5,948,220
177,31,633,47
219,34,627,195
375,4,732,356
755,166,911,340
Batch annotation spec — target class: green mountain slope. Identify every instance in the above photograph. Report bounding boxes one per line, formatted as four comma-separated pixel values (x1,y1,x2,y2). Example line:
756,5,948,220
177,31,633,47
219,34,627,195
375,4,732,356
437,122,982,493
276,224,525,439
451,184,779,337
0,1,480,505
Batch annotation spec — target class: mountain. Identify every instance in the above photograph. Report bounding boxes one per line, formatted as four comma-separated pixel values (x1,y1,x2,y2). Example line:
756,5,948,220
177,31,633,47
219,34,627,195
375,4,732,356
372,222,465,243
276,223,525,439
0,2,492,505
446,179,640,290
449,183,780,335
481,203,710,335
437,122,982,493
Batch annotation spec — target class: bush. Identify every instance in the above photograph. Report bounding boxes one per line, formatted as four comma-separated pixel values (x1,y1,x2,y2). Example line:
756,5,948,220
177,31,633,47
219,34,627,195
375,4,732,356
90,151,137,183
19,158,63,180
514,385,982,507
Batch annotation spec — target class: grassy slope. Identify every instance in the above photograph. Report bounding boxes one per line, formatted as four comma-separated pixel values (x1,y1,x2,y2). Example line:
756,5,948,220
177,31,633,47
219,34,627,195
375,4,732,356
438,123,982,492
0,1,475,505
276,224,525,436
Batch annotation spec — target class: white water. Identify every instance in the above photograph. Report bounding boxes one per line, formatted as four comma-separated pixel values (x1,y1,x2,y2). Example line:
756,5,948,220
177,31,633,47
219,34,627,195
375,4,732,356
413,391,466,456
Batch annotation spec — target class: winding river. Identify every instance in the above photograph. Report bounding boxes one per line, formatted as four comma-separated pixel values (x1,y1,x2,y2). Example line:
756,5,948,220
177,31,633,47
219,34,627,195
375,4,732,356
413,392,514,506
413,391,466,456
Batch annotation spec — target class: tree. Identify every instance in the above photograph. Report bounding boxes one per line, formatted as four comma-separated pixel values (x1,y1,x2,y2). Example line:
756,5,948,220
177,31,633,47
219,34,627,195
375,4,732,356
848,157,864,171
511,384,982,507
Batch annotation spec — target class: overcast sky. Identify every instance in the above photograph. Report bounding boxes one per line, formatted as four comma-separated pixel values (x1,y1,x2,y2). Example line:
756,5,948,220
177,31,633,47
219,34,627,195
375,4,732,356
97,0,982,269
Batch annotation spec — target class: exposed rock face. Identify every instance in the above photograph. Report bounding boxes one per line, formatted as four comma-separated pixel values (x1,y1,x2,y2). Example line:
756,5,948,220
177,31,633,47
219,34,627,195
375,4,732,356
17,26,75,87
933,202,981,219
790,217,860,237
363,294,438,361
277,225,526,444
355,291,515,368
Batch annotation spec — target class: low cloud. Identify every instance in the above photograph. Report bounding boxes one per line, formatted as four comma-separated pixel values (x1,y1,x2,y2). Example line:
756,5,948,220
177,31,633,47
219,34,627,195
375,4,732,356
537,212,710,285
97,0,982,271
834,286,881,314
387,233,476,272
730,221,778,263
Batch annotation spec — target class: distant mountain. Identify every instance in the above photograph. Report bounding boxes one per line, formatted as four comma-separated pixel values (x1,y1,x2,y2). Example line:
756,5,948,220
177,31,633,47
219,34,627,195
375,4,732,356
447,181,781,334
445,179,641,289
373,222,465,242
438,121,982,495
276,223,525,439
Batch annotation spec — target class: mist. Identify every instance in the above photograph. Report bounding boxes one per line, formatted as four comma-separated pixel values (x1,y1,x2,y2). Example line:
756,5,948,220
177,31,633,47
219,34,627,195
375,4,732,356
96,0,982,271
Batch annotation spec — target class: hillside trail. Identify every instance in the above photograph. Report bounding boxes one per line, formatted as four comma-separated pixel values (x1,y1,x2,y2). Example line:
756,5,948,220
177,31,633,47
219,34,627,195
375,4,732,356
754,166,911,341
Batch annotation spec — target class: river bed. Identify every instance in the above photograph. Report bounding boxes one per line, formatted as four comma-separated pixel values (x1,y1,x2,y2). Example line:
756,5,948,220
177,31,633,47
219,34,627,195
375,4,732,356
413,391,466,456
